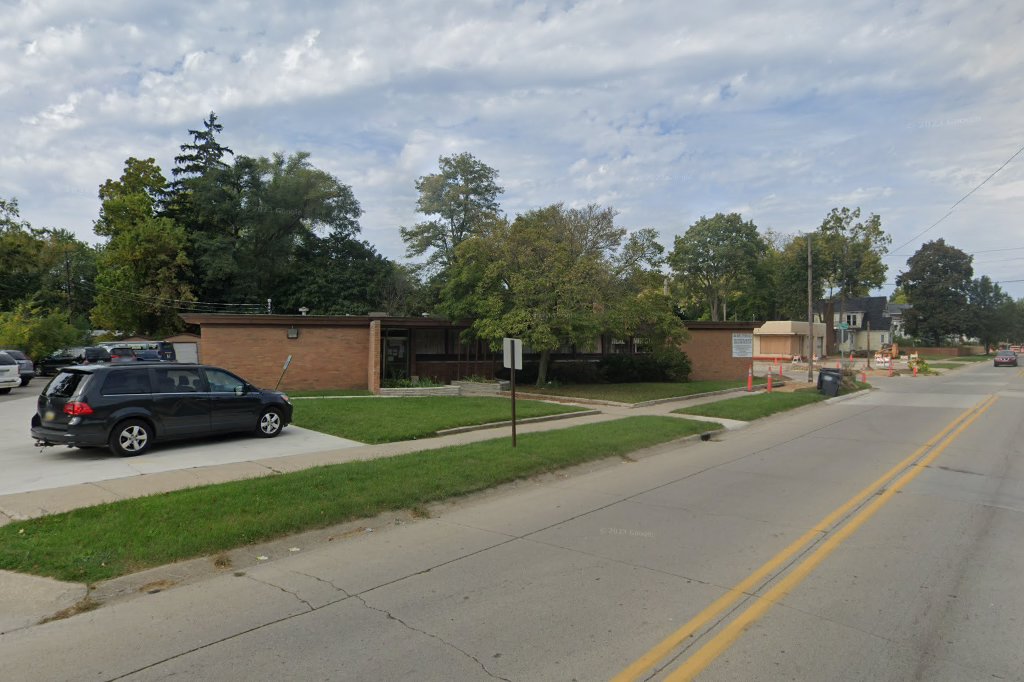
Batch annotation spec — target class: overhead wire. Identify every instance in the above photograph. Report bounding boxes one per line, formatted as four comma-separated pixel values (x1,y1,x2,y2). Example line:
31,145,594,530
887,141,1024,256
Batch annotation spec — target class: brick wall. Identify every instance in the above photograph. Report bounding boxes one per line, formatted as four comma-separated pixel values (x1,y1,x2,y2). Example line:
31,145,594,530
908,346,985,357
680,323,759,381
200,323,371,391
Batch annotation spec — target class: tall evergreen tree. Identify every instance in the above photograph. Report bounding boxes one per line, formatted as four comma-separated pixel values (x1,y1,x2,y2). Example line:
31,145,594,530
163,112,239,302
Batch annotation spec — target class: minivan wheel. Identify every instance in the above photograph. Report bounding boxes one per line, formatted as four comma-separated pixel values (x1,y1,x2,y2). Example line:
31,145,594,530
257,408,283,438
19,377,31,387
109,419,152,456
0,388,10,395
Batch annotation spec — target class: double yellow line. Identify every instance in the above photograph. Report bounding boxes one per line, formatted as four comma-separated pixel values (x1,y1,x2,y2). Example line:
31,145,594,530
615,394,998,681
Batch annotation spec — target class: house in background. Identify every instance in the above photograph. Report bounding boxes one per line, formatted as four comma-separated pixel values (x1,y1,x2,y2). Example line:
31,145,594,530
884,302,912,338
818,296,894,353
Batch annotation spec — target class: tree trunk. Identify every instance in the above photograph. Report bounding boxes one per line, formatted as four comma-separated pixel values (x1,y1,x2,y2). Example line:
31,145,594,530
536,349,551,386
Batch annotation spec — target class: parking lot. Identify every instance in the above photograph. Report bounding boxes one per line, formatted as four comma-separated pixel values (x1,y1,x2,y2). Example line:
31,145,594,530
0,386,362,497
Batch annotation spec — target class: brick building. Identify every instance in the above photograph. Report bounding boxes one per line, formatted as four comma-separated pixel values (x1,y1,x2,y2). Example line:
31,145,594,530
181,314,768,391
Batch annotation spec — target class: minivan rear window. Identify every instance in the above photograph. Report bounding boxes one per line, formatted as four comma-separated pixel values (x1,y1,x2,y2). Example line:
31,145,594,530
45,371,91,398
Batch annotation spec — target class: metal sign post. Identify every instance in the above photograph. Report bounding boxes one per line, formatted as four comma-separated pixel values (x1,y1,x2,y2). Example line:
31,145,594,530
275,354,293,390
503,338,523,447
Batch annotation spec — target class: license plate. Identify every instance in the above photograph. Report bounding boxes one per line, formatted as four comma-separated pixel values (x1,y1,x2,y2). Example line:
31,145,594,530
44,410,56,422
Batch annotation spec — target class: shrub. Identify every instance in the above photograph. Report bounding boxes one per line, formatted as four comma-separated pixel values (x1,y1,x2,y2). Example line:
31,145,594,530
599,350,691,383
381,376,443,388
549,361,602,384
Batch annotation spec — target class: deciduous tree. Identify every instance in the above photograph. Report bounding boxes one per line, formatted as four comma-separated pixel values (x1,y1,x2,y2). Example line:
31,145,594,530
91,158,194,336
966,276,1013,352
668,213,767,321
896,239,973,345
443,204,682,384
815,207,890,352
400,152,503,275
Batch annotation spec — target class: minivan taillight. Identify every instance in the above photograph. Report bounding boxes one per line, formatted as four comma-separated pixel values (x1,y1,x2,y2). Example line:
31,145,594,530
63,402,94,416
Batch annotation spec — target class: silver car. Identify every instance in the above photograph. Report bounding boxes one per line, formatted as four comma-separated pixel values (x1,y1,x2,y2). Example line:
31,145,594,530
0,351,21,393
0,349,36,386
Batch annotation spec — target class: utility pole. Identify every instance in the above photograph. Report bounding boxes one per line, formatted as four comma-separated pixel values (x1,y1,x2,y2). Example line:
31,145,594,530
807,234,814,383
866,319,872,369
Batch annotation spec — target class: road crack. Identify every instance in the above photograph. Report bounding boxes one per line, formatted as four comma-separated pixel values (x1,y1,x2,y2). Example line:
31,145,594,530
352,593,511,681
292,571,352,597
245,576,314,611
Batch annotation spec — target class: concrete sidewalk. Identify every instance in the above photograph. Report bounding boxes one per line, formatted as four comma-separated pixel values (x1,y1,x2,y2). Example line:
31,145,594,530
0,384,815,633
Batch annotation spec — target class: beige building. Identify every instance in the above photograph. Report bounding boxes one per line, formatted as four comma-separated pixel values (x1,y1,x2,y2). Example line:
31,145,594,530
753,321,827,361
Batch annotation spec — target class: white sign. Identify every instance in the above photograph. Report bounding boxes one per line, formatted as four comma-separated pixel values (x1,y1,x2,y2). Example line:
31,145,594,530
503,338,523,370
283,354,293,370
731,333,753,358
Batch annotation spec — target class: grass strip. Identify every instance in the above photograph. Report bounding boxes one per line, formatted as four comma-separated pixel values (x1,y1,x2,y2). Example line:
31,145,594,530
674,389,826,421
0,416,719,583
292,396,584,443
928,362,965,370
286,389,373,397
522,378,766,404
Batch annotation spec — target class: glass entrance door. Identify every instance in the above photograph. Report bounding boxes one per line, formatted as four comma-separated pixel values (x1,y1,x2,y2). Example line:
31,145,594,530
381,330,409,381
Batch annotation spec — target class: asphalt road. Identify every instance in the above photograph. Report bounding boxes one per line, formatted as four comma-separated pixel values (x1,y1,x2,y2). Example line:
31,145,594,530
0,387,362,496
2,362,1022,680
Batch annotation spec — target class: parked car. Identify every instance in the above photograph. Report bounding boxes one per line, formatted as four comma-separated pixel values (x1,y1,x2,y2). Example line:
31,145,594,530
30,363,293,456
135,349,164,362
98,341,177,362
0,349,36,386
37,346,111,376
993,350,1018,367
0,351,21,394
107,347,139,363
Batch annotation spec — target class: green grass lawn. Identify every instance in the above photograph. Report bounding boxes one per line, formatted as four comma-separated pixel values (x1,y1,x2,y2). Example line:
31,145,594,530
0,416,720,583
292,396,584,443
520,378,766,404
673,389,825,421
928,362,964,370
286,389,373,397
919,354,990,363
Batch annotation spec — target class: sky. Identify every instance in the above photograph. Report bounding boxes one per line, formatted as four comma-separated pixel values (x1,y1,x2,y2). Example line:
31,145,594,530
3,0,1024,298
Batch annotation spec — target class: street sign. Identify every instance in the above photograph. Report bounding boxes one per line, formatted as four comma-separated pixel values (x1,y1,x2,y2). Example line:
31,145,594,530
502,338,522,448
838,322,849,330
283,354,293,370
503,338,523,370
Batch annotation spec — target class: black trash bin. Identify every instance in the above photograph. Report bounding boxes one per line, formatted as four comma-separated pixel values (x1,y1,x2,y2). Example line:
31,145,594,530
817,368,842,397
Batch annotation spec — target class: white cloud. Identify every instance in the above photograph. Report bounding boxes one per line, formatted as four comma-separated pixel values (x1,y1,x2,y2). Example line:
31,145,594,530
2,0,1024,295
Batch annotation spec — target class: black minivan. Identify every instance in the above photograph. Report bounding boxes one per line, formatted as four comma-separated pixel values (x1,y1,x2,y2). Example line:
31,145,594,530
31,363,293,456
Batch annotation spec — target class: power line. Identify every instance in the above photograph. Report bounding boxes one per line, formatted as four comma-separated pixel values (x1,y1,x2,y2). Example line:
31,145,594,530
76,279,265,313
888,142,1024,255
887,245,1024,259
